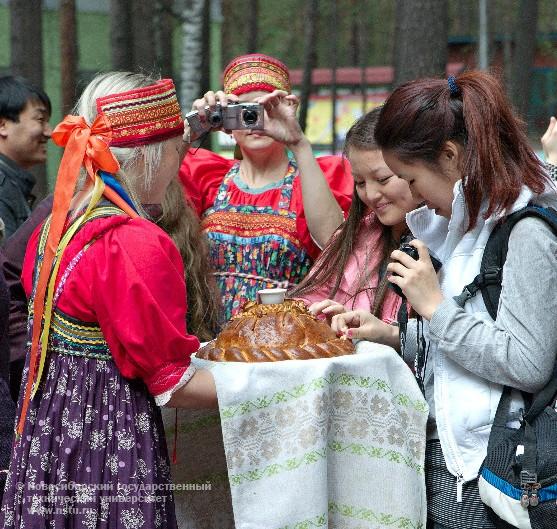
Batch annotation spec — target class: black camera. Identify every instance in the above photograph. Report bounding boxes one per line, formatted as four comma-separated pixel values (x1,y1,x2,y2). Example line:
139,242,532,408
185,102,264,138
389,237,442,297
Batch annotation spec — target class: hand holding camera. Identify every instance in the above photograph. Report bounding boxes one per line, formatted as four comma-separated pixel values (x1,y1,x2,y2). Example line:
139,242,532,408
387,237,444,320
185,90,264,140
185,89,306,148
254,90,305,148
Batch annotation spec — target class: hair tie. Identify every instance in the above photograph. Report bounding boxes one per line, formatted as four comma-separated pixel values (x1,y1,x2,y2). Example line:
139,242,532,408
447,75,460,96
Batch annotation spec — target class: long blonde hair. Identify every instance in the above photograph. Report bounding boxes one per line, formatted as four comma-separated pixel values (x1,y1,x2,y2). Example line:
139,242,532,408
158,179,222,340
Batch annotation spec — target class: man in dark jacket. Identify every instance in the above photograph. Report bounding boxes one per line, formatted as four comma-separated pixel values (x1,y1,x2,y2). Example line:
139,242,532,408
0,195,53,401
0,76,51,239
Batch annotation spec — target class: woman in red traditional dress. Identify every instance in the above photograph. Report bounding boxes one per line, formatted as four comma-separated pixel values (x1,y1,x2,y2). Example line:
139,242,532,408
179,54,353,321
0,72,216,529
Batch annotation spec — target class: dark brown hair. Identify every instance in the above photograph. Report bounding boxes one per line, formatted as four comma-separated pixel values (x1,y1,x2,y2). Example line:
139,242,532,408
290,107,402,315
374,70,550,231
158,178,222,341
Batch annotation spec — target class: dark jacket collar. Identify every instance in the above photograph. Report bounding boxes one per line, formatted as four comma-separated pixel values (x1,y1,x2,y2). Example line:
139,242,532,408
0,154,36,198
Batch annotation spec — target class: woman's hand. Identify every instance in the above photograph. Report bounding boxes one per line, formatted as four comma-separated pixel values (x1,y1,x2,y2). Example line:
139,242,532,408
253,90,305,147
191,90,239,115
308,299,346,323
187,90,240,141
541,116,557,165
386,240,444,320
330,309,399,348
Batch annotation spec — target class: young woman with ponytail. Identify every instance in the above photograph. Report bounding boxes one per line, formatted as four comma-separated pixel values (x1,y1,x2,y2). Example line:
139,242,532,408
331,71,557,528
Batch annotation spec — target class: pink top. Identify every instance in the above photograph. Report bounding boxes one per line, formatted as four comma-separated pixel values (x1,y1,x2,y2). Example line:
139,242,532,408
299,214,404,324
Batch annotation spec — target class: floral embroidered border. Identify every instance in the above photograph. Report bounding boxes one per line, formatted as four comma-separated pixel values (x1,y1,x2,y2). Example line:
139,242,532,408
219,373,428,420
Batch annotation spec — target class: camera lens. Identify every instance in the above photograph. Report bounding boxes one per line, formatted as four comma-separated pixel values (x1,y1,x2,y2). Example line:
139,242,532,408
242,109,259,126
208,111,223,127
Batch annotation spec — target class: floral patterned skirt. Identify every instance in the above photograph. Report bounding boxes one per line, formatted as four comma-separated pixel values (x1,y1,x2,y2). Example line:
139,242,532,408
0,352,177,529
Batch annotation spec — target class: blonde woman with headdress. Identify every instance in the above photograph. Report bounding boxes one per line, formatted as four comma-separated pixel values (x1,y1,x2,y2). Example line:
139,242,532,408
0,72,217,528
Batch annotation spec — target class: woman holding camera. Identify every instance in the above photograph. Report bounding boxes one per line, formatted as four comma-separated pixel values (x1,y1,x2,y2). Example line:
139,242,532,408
179,54,353,321
331,71,557,528
289,107,421,323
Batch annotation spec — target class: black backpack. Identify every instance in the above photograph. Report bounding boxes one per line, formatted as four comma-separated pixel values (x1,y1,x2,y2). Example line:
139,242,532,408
454,205,557,529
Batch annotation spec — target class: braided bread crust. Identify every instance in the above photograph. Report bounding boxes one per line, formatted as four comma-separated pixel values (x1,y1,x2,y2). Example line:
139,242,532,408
196,299,355,362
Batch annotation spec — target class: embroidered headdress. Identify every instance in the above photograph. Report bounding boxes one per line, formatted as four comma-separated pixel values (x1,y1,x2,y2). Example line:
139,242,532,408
223,53,291,95
18,76,183,435
96,79,184,147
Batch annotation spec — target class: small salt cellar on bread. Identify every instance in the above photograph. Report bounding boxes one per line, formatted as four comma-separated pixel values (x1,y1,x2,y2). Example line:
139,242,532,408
196,289,354,362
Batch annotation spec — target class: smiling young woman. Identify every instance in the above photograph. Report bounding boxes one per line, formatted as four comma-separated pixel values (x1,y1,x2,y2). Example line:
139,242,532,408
289,107,421,323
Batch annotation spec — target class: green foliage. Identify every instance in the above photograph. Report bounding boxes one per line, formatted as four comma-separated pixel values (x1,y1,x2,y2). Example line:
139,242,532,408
0,7,9,67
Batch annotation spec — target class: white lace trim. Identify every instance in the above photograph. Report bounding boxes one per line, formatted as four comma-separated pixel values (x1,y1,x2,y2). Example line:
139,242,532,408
154,364,197,407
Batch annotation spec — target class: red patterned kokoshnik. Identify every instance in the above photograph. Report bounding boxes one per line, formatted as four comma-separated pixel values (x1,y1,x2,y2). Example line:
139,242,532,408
223,53,291,96
96,78,184,147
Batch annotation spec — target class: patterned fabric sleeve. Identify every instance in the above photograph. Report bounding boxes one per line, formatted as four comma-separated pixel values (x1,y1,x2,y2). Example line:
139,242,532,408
178,148,235,215
292,155,354,259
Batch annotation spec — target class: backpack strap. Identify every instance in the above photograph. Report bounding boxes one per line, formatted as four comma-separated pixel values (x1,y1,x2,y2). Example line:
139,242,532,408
455,205,557,428
454,205,557,319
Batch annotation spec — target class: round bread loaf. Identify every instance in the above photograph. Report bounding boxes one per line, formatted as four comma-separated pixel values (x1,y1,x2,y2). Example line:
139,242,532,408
196,299,354,362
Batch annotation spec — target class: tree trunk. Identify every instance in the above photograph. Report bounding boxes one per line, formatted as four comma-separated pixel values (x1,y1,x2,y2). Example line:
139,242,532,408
299,0,319,133
109,0,133,70
393,0,448,87
349,0,359,66
359,0,369,114
10,0,43,89
501,0,514,87
510,0,538,120
200,0,211,95
246,0,259,53
180,0,206,111
330,0,338,154
477,0,489,69
221,0,234,64
131,0,157,72
60,0,78,114
155,0,175,78
10,0,47,199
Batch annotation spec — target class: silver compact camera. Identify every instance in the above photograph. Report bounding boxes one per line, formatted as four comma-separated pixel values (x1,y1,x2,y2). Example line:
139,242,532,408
185,102,264,137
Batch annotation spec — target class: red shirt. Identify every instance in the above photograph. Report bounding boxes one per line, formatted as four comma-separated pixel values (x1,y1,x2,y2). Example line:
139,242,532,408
22,214,199,397
179,148,353,259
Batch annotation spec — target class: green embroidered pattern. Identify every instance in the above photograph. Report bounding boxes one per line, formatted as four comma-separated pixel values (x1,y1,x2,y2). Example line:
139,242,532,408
229,448,327,486
276,502,424,529
328,441,424,473
220,373,427,420
329,501,424,528
228,441,423,487
277,513,327,529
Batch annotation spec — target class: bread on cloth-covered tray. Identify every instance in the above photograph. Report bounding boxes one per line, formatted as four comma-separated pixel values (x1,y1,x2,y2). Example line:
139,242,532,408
196,299,355,362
